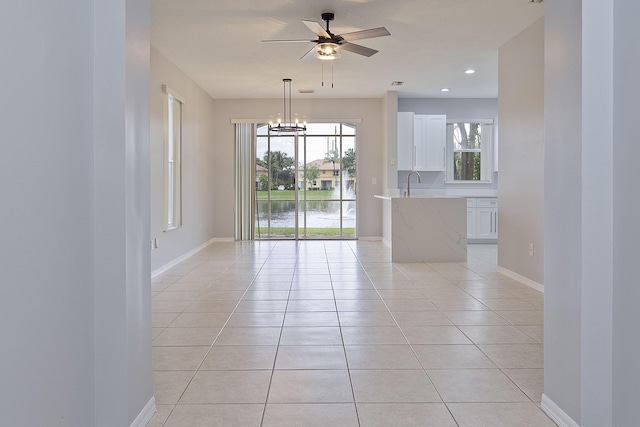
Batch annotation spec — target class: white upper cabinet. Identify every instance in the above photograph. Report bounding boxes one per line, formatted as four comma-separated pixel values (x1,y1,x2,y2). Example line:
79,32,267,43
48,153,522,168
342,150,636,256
397,113,446,171
397,112,414,170
415,114,446,171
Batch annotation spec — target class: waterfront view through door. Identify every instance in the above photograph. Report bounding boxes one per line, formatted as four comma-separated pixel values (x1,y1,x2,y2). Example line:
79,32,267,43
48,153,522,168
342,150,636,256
254,123,356,239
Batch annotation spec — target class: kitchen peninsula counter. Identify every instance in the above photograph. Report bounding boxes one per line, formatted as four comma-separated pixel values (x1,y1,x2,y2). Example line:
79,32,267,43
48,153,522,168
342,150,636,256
375,195,467,262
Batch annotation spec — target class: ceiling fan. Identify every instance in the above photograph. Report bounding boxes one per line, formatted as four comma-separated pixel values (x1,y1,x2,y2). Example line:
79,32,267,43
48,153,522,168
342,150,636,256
262,12,390,60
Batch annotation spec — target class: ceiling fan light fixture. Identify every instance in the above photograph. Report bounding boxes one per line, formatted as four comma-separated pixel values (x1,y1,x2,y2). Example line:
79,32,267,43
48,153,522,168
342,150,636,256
315,42,341,60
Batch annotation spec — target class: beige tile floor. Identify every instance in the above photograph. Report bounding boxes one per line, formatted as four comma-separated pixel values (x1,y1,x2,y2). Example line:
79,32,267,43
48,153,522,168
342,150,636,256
148,241,556,427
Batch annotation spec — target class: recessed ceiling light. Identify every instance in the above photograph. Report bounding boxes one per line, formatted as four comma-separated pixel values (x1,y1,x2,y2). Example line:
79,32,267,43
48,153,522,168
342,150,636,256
391,81,403,86
464,69,476,74
440,88,450,92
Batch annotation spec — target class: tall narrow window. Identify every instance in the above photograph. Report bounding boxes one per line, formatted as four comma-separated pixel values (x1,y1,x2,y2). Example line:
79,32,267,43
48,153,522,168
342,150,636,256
163,85,184,231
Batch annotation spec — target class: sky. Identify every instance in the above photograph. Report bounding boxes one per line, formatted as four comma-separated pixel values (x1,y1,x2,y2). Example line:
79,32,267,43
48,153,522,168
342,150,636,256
256,123,356,164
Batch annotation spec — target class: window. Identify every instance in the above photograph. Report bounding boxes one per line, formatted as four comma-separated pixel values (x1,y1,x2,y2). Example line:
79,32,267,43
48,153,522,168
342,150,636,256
446,121,493,182
163,85,184,230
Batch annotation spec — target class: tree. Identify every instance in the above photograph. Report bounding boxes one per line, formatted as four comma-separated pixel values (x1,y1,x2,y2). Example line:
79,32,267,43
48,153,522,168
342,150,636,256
323,148,341,188
342,148,356,177
302,164,320,189
454,123,481,180
258,173,269,191
258,150,295,189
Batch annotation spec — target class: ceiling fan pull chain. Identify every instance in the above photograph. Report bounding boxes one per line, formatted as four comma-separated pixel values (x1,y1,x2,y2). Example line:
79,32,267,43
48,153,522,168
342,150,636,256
332,62,334,88
322,63,324,87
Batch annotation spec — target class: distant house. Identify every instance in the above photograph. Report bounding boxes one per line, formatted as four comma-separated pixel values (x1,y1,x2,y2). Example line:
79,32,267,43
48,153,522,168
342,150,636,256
298,159,355,191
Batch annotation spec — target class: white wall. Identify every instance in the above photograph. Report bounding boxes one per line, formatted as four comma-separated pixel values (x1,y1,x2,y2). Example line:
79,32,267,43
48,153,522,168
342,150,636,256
612,2,640,425
150,48,218,271
544,1,585,422
1,0,153,425
542,1,639,425
384,92,398,194
211,98,385,239
399,98,498,118
497,19,545,285
1,2,95,424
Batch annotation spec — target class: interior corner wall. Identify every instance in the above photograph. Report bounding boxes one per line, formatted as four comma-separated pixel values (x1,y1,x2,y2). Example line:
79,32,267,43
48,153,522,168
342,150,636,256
210,98,385,239
94,0,153,425
384,91,398,194
497,18,544,285
612,1,640,424
544,1,584,423
150,47,218,271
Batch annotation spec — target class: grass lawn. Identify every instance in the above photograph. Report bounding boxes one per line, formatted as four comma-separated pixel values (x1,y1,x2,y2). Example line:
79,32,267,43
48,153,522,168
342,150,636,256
256,190,347,200
255,227,355,237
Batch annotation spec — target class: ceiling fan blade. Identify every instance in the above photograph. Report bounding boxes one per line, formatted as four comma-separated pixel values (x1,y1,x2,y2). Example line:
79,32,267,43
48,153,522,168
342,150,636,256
299,46,316,60
302,20,331,38
262,39,314,43
340,42,378,57
340,27,390,42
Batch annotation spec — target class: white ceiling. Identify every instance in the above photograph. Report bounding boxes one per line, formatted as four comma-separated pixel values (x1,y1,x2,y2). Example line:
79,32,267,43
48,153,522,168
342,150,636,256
151,0,544,99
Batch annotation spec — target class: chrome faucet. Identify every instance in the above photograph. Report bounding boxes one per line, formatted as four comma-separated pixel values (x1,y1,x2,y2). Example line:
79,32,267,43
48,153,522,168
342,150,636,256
406,171,421,197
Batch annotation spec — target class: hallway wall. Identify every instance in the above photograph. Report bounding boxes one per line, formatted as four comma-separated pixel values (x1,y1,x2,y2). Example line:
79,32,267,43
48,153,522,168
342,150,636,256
150,47,218,272
1,2,95,424
497,18,545,285
542,1,640,425
1,0,153,425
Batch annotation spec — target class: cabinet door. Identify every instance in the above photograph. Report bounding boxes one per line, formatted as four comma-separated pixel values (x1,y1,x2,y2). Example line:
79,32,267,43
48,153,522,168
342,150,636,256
467,208,477,239
414,114,446,171
477,208,498,239
397,112,414,170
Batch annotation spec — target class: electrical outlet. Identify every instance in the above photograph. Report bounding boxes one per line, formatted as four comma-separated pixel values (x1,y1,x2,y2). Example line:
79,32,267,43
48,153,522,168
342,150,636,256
390,158,396,166
372,177,377,185
529,243,534,256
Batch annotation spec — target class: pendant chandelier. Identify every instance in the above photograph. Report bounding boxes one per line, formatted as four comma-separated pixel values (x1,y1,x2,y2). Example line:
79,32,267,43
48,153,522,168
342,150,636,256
269,78,306,134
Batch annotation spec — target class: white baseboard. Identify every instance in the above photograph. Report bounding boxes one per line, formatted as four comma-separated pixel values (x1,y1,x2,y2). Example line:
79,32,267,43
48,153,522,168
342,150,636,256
151,238,217,277
211,237,235,242
496,266,544,293
130,397,156,427
541,394,580,427
358,236,383,242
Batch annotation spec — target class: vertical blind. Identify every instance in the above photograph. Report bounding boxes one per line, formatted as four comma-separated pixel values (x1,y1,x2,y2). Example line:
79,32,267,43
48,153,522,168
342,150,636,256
234,123,255,240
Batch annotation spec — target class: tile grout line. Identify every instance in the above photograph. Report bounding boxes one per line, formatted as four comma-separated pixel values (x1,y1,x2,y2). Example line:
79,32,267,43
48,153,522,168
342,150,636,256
259,240,297,427
328,241,362,427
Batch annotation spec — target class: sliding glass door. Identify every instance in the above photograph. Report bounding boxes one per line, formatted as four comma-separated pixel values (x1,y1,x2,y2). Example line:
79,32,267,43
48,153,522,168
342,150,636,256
254,123,356,239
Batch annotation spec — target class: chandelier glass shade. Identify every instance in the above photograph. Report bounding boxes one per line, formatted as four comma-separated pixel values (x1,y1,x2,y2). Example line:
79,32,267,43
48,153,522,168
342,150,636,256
269,78,306,134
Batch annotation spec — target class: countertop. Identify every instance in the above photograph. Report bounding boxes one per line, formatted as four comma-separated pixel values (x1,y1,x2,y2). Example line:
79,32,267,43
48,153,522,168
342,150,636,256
383,189,498,198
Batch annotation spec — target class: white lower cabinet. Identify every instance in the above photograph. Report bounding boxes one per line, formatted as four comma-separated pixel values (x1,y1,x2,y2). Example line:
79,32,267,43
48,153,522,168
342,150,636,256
467,198,498,241
466,198,477,239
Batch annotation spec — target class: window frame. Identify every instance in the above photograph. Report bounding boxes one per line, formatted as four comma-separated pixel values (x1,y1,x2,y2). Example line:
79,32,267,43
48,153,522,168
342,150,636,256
445,119,494,184
162,84,185,231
